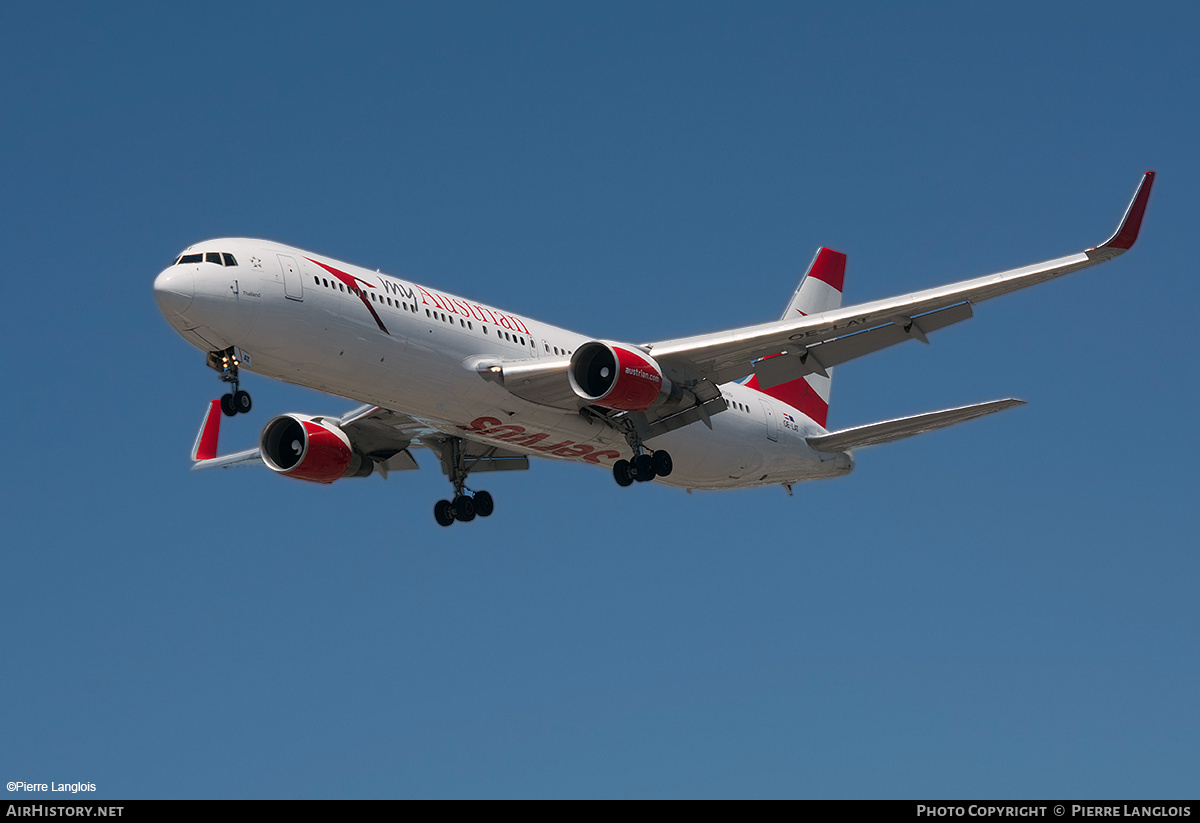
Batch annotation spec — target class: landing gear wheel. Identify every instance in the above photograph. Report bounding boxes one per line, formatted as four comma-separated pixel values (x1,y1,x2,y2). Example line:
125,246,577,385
613,459,635,487
633,453,657,482
651,450,673,477
220,394,237,417
473,491,494,517
232,390,252,415
453,494,476,522
434,499,455,527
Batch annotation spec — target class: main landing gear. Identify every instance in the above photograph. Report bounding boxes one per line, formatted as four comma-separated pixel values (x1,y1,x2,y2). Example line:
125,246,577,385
607,417,672,487
433,437,495,526
208,348,252,417
434,490,494,527
612,449,673,487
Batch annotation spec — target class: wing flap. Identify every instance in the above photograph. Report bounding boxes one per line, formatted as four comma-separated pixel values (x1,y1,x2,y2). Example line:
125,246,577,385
421,436,531,475
753,301,974,389
806,398,1025,452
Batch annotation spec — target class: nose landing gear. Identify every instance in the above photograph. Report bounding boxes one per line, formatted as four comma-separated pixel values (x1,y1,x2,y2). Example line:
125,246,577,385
207,348,252,417
219,390,252,417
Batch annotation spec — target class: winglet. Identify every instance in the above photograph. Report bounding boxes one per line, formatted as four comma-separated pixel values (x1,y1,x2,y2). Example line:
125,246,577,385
191,399,222,462
1095,170,1155,252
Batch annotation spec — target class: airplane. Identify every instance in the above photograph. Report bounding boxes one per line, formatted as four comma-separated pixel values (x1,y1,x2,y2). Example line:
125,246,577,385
154,172,1154,525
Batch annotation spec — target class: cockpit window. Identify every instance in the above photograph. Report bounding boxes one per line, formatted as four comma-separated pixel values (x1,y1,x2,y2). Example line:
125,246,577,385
222,253,238,266
205,252,223,265
179,253,203,264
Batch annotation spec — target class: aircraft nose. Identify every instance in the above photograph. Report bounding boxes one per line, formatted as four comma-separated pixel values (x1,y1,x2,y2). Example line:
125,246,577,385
154,267,194,316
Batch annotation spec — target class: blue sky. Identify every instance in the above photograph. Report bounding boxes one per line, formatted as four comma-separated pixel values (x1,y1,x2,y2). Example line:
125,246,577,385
3,1,1197,799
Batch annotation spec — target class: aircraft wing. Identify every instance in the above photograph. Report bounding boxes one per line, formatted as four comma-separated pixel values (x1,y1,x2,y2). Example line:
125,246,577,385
481,172,1152,423
190,400,527,476
646,171,1155,386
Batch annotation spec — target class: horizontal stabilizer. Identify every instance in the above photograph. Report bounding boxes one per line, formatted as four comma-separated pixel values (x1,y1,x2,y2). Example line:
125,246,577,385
806,398,1025,452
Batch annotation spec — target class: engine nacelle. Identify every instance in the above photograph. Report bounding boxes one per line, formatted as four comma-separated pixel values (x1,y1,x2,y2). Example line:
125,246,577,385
568,341,670,412
260,415,372,483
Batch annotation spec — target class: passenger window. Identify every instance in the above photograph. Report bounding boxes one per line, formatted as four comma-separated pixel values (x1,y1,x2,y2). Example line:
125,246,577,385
222,253,238,266
206,252,223,265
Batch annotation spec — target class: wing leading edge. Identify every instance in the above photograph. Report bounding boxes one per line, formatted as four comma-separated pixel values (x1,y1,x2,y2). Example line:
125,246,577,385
646,171,1156,385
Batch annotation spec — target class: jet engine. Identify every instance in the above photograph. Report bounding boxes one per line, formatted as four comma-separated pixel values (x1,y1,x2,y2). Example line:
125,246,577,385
568,341,671,412
259,414,373,483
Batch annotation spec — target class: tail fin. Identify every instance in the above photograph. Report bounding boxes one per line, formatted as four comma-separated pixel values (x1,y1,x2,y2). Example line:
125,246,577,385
745,247,845,428
781,247,845,320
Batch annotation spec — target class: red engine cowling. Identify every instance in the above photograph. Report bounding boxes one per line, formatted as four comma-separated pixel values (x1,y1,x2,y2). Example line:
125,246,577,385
259,415,371,483
568,341,670,412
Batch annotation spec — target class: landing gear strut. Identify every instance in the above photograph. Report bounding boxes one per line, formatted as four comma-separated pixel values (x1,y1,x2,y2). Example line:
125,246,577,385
608,417,672,487
433,437,495,526
208,348,252,417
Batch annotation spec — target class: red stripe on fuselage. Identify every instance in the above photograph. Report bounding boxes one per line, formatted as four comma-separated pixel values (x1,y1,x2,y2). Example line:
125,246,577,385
305,258,390,334
745,374,829,428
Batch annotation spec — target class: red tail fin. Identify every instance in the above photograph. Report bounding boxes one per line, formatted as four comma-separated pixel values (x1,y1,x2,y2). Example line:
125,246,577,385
745,372,830,428
748,248,846,428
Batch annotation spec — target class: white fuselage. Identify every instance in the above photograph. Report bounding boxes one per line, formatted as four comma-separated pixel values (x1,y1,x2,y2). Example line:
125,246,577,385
154,238,852,490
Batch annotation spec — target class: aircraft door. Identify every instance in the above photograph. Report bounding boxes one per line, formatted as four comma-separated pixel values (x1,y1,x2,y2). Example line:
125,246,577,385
278,254,303,301
759,399,779,442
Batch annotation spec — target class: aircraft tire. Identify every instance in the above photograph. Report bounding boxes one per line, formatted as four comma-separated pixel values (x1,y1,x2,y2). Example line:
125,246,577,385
633,454,656,482
474,491,494,517
220,394,237,417
651,450,673,477
233,390,252,414
613,459,634,487
453,494,476,522
434,499,455,527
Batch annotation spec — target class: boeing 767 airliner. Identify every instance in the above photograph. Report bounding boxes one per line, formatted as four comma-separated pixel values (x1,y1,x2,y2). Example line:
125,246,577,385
154,172,1154,524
